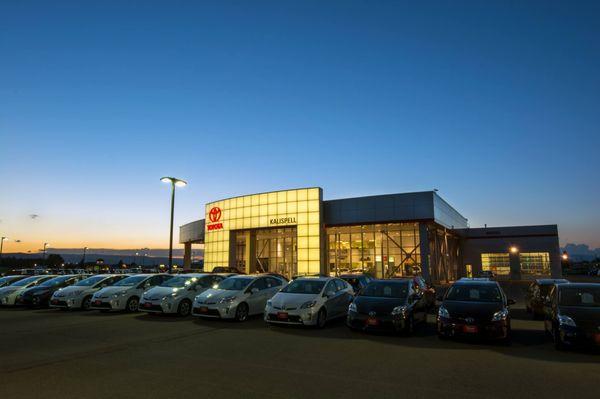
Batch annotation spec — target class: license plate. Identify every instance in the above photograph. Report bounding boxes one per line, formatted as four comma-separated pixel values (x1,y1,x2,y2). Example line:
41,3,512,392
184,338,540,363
277,312,288,320
367,317,379,326
94,300,101,305
463,325,478,333
199,306,208,313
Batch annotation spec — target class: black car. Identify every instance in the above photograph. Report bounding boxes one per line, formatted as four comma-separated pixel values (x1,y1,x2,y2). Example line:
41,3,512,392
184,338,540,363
347,279,428,333
437,279,515,342
17,275,88,308
339,273,374,294
543,283,600,350
0,275,27,288
526,278,569,318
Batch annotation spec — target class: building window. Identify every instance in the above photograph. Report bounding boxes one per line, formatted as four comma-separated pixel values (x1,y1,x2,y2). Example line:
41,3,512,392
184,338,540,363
481,253,510,276
520,252,551,276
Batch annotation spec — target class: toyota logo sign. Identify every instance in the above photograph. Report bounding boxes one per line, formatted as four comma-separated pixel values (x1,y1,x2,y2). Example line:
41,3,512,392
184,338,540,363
209,207,222,223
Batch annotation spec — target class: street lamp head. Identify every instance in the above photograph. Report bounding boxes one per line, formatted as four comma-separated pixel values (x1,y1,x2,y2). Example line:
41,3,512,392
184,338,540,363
509,246,518,254
160,176,187,187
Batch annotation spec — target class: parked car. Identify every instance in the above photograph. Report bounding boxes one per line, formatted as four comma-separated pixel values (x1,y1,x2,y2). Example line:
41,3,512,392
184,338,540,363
49,274,129,310
140,273,227,316
0,275,27,288
398,276,436,310
526,278,569,318
90,274,172,312
347,279,428,333
17,274,89,307
193,274,286,321
437,278,515,342
339,273,374,294
265,276,354,328
0,275,57,306
543,283,600,350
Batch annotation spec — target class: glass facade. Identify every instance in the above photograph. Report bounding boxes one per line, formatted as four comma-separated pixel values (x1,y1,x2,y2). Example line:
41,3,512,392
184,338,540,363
481,253,511,276
204,188,322,276
326,223,421,278
520,252,551,276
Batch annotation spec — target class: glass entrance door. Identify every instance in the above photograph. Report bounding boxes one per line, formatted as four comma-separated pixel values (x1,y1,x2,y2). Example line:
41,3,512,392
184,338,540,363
235,227,298,279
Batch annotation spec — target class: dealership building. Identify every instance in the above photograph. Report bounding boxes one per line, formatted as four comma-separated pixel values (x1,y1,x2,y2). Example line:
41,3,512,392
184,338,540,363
179,188,561,283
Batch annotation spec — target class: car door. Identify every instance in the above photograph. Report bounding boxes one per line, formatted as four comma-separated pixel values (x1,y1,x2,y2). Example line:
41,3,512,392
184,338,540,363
322,280,338,317
246,278,267,315
543,286,556,332
334,279,351,315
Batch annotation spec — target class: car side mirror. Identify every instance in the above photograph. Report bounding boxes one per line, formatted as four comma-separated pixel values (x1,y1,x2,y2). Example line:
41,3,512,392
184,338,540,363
507,299,516,306
251,287,259,294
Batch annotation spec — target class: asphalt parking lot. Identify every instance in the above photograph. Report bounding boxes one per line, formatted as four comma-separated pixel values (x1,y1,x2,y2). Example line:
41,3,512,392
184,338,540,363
0,304,598,399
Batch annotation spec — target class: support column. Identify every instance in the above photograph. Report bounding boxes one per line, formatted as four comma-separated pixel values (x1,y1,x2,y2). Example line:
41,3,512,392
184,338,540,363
509,253,521,280
183,242,192,269
419,223,431,283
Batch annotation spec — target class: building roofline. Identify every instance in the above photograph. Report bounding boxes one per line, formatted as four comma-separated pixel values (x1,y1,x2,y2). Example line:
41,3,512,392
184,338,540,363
206,187,322,205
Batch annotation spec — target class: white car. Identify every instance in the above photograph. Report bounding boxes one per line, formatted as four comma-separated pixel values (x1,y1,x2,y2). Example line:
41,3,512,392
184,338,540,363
49,274,129,310
192,274,286,321
0,275,57,306
90,274,172,312
265,276,354,328
140,273,228,316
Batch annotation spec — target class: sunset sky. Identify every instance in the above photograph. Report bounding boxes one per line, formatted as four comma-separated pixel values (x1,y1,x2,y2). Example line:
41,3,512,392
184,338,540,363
1,1,599,254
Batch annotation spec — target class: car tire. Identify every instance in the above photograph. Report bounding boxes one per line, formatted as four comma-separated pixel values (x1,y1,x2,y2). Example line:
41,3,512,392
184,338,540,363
178,300,192,317
316,308,327,329
235,302,249,322
81,296,92,310
126,297,139,313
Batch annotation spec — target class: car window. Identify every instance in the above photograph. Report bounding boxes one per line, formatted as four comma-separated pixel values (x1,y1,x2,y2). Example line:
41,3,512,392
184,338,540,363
324,281,336,295
252,278,268,291
334,279,346,291
265,277,282,288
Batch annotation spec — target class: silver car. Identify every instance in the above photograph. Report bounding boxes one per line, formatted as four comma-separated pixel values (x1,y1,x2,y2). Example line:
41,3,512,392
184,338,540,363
0,275,57,306
90,274,172,312
265,276,354,328
140,273,228,317
192,274,286,321
49,274,129,310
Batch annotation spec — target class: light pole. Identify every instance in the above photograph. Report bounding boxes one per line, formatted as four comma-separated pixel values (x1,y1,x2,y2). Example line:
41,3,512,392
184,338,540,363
0,236,8,265
160,177,187,273
42,243,50,269
82,246,88,268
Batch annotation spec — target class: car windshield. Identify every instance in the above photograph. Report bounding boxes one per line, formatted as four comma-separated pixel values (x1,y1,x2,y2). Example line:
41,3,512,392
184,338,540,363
281,280,326,294
360,281,409,299
160,276,197,288
445,284,502,302
559,287,600,307
10,276,43,286
216,277,253,291
39,276,72,287
75,276,106,287
113,275,147,287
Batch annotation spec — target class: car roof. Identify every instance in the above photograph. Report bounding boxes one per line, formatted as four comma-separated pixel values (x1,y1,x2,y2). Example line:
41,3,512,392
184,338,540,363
454,278,498,285
294,276,333,282
536,279,569,284
557,282,599,289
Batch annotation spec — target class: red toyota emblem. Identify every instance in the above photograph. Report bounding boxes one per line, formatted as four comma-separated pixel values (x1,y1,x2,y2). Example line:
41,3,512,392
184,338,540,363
209,207,222,223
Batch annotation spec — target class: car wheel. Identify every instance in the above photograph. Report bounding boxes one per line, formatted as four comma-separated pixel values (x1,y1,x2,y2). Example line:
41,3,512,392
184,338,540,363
126,297,139,313
235,302,249,322
178,300,192,317
81,296,92,310
316,308,327,329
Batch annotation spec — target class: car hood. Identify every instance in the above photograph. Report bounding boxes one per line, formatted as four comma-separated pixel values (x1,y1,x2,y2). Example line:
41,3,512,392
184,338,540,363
53,285,92,297
442,300,504,321
353,296,407,315
195,288,241,303
143,286,183,299
94,286,133,297
22,286,53,297
559,306,600,332
270,293,318,309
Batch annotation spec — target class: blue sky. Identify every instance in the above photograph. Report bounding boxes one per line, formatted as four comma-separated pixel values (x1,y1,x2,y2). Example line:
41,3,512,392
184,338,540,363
1,0,599,252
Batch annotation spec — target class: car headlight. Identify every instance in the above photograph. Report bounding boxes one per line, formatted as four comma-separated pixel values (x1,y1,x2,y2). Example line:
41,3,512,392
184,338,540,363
491,308,509,321
348,302,357,312
438,306,450,319
391,306,408,316
219,296,237,304
300,300,317,309
558,314,576,327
